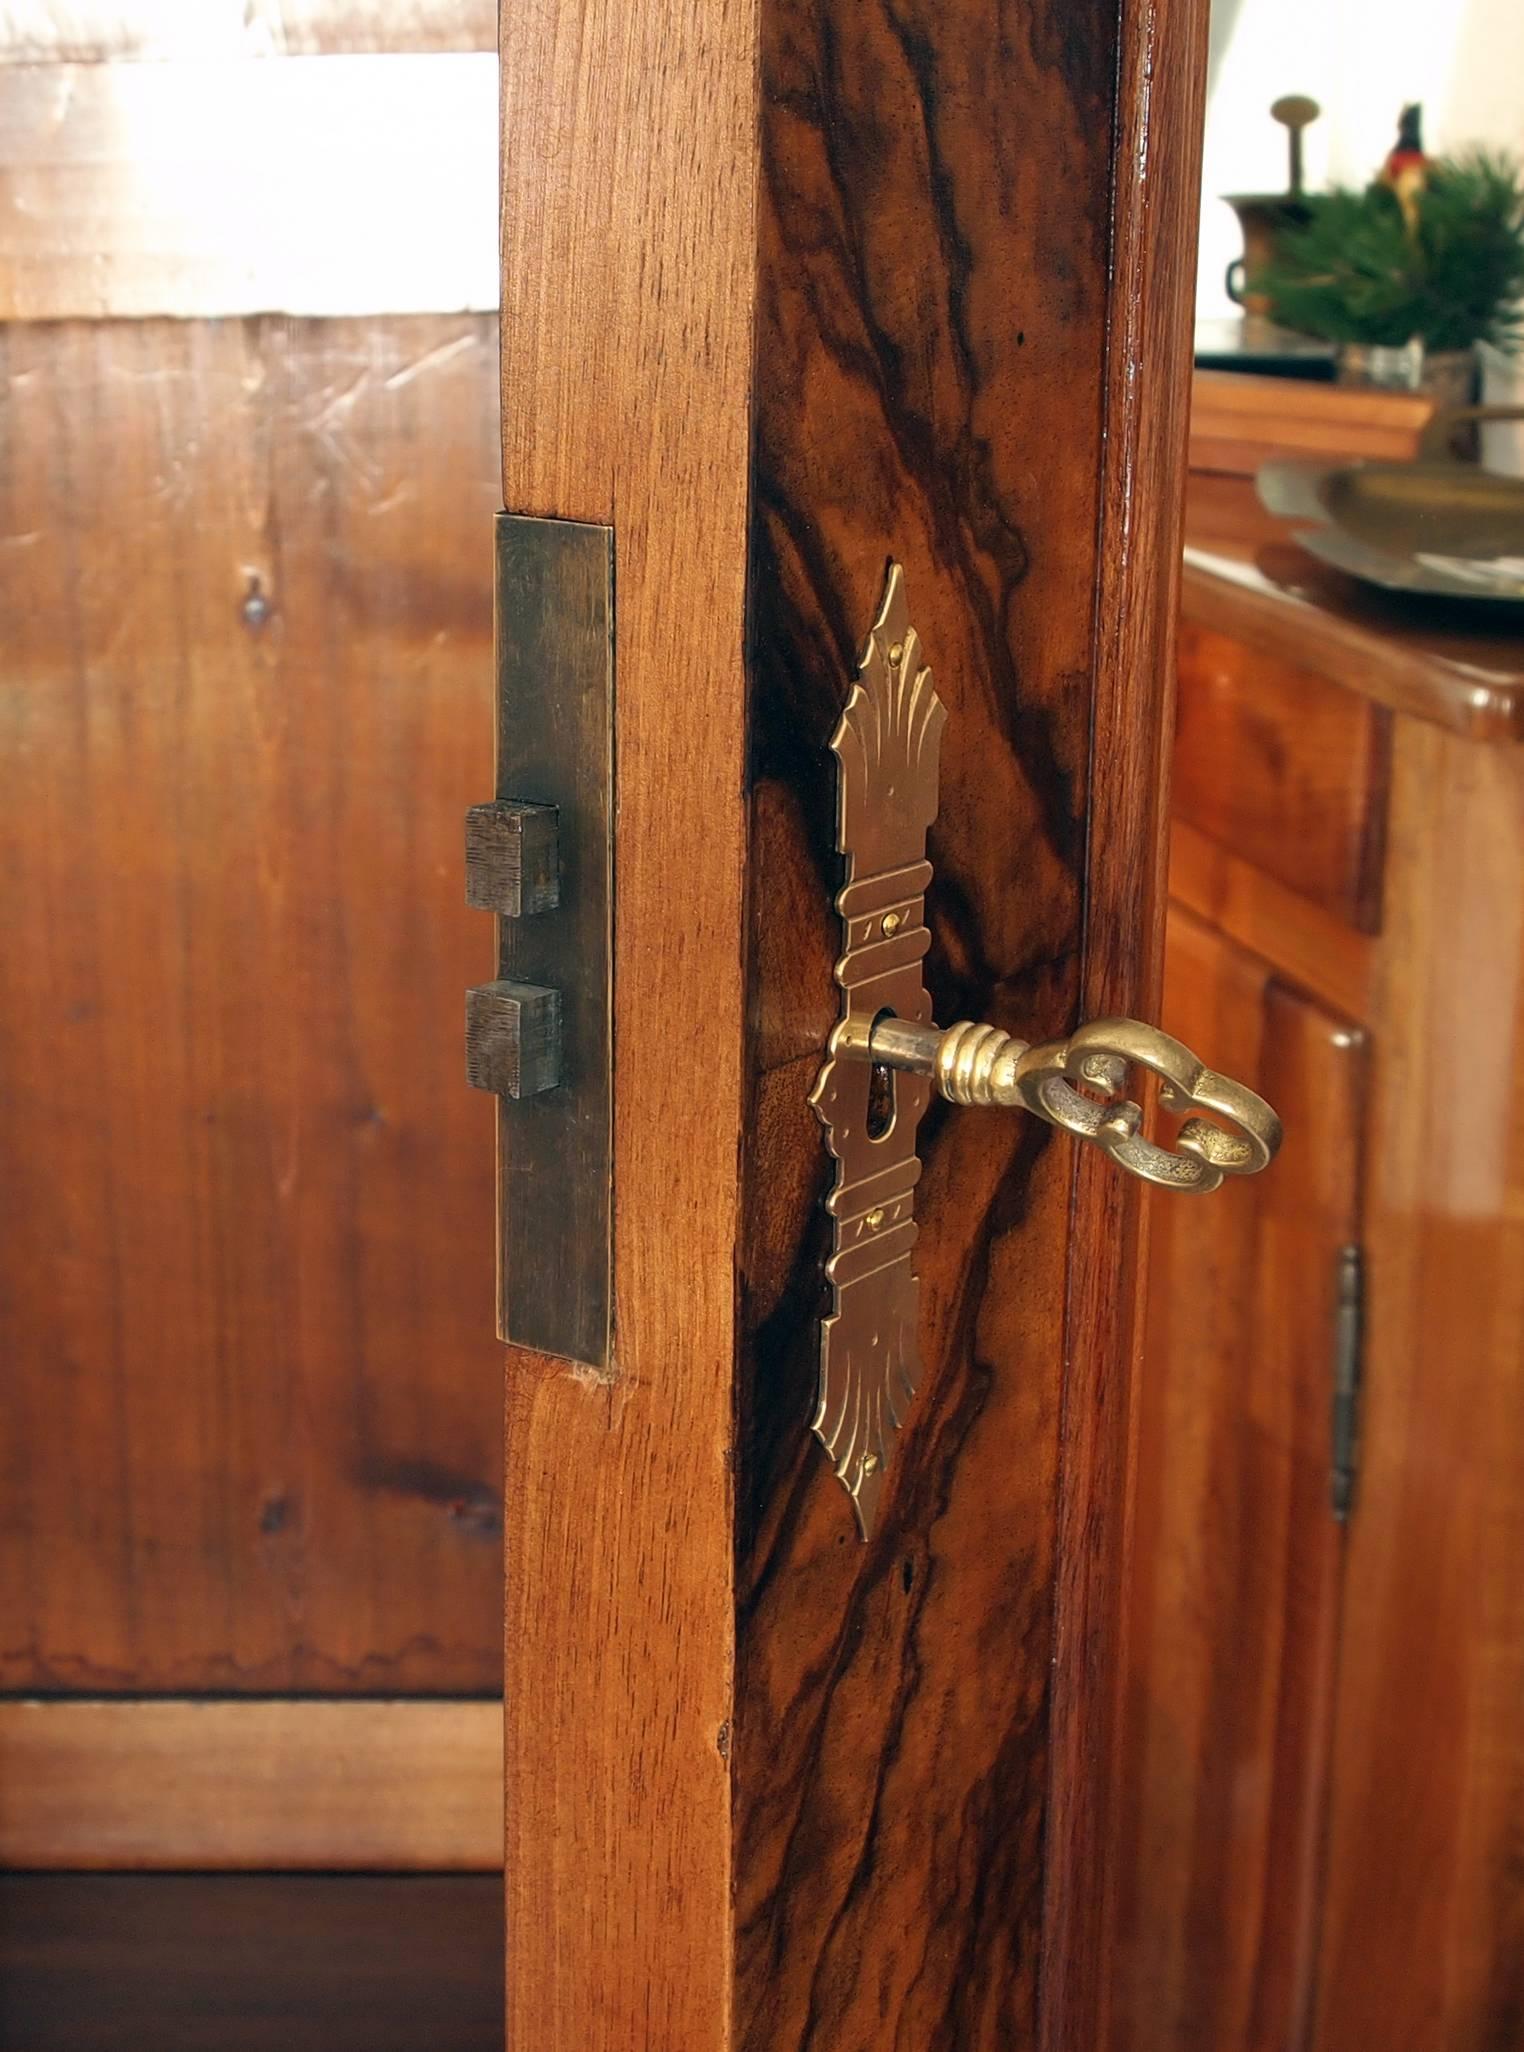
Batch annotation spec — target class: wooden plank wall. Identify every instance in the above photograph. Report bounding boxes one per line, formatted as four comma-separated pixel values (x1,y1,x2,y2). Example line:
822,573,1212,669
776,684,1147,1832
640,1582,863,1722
0,316,504,1696
0,5,505,1861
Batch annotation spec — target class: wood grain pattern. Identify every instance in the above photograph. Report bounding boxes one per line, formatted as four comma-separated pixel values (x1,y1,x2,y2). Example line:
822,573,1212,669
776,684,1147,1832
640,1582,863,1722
0,316,504,1693
499,0,757,2047
1169,821,1375,1025
1045,4,1210,2043
734,0,1211,2046
499,0,1204,2045
1173,620,1389,932
0,1700,502,1870
0,1874,501,2052
1188,368,1432,479
1311,720,1524,2052
1113,909,1365,2052
0,1,494,60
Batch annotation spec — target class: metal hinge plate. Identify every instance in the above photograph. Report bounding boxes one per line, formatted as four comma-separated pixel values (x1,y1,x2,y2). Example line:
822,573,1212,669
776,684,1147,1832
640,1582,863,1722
1331,1242,1364,1520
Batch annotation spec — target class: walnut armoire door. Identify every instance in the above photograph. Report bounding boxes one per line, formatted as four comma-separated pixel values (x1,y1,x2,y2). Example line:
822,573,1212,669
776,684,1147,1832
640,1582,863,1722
489,1,1228,2047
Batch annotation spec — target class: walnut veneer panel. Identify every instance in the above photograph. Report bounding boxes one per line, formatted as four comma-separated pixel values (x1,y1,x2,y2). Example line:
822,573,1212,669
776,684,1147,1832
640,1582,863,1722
733,0,1208,2045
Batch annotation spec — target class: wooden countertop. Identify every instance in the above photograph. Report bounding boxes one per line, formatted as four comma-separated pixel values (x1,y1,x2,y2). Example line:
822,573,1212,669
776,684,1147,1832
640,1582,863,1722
1181,474,1524,744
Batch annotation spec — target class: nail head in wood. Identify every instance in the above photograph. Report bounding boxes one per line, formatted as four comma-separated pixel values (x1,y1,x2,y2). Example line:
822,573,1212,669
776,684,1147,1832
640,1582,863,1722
465,800,560,917
465,980,562,1099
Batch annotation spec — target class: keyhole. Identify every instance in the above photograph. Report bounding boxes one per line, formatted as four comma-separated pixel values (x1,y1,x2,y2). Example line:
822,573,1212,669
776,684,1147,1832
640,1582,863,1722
866,1060,895,1138
866,1008,897,1140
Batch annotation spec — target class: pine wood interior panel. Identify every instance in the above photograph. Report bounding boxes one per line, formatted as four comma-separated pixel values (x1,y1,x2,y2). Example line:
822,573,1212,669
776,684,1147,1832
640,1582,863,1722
1114,907,1365,2052
0,1700,502,1869
499,0,757,2040
0,315,504,1694
1173,620,1389,933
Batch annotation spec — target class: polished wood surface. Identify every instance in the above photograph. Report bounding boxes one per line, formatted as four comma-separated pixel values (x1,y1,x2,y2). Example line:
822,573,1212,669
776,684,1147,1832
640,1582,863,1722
1189,368,1430,480
1170,821,1375,1024
499,0,1207,2046
1183,475,1524,743
1116,910,1364,2052
736,0,1118,2022
1173,620,1389,931
1117,465,1524,2049
0,1700,501,1869
1311,720,1524,2052
1048,9,1210,2041
499,0,756,2045
0,316,503,1694
0,1874,501,2052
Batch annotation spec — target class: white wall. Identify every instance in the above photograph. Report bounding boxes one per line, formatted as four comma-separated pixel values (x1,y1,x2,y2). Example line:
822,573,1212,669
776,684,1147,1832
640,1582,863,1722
1198,0,1524,320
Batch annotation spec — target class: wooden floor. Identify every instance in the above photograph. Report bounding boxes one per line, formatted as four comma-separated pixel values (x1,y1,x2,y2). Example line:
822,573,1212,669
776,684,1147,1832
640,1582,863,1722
0,1875,502,2051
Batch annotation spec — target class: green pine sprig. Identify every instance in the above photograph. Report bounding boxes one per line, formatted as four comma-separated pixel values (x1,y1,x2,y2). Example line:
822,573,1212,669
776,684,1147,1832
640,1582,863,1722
1253,150,1524,354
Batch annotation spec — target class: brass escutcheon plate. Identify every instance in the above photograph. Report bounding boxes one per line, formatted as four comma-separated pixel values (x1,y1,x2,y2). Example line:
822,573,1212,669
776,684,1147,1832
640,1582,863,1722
809,563,946,1538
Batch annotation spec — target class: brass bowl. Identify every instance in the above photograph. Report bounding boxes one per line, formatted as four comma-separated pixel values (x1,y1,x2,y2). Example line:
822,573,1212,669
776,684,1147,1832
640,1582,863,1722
1258,405,1524,603
1316,462,1524,560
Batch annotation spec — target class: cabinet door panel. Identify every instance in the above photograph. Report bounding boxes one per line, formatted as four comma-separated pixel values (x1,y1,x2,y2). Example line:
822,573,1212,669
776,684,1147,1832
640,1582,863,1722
1113,906,1366,2052
1311,724,1524,2052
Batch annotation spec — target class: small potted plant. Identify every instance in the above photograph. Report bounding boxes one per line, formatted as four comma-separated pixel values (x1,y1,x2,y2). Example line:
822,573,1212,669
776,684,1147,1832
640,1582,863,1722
1254,133,1524,410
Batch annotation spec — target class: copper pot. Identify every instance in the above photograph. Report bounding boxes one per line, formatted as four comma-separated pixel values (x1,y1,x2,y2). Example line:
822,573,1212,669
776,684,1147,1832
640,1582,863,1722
1222,193,1310,319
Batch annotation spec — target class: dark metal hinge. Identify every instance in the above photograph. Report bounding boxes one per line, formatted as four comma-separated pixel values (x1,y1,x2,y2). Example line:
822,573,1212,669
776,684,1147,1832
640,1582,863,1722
1330,1243,1364,1521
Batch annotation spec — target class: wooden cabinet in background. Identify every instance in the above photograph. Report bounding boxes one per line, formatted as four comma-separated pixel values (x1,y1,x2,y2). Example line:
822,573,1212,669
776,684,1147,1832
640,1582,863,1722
1112,472,1524,2052
1119,911,1363,2052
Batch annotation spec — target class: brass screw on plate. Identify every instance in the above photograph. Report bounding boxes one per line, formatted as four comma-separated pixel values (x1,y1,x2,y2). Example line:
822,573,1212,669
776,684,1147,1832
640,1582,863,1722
881,910,903,937
888,641,904,665
865,1207,886,1230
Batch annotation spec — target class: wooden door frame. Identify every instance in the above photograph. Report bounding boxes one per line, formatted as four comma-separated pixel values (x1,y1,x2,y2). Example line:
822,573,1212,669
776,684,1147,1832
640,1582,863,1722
499,1,1209,2045
1048,4,1210,2043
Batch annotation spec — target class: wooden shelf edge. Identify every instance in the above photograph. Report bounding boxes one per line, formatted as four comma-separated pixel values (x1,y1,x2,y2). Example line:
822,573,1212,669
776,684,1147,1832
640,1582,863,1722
0,1698,503,1871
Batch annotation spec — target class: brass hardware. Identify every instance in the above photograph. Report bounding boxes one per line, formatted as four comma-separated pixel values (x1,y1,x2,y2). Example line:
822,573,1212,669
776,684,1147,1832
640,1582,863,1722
809,562,946,1539
812,563,1283,1536
864,1015,1281,1194
464,512,614,1371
